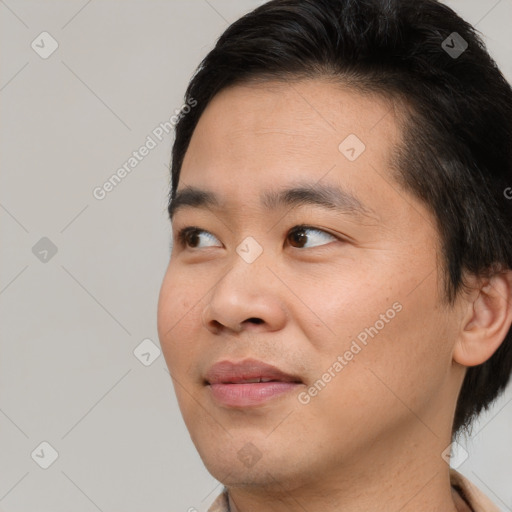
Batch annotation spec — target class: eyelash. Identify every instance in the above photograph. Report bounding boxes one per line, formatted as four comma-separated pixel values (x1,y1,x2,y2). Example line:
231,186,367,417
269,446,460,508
175,224,341,250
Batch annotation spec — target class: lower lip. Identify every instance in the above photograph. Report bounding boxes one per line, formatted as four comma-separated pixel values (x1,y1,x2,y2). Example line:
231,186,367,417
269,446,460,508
208,382,301,407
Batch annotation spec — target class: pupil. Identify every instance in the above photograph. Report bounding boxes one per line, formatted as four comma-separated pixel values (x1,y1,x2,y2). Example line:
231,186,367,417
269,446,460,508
188,231,199,247
292,229,307,247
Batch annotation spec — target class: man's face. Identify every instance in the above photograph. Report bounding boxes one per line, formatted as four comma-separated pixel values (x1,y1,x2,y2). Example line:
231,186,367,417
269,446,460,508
157,80,463,490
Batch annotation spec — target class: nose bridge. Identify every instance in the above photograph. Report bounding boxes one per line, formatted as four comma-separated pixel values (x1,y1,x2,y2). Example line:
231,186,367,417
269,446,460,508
210,242,268,312
235,234,266,266
233,229,280,288
201,241,286,334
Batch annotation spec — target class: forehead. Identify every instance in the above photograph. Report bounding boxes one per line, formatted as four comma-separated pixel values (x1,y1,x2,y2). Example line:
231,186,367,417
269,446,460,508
177,79,405,221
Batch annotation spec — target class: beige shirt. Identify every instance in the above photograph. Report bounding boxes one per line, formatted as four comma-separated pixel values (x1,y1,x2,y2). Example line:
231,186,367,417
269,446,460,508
207,469,501,512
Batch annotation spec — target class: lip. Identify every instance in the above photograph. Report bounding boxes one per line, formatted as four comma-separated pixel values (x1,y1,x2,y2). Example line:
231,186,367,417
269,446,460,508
204,358,303,407
205,358,302,385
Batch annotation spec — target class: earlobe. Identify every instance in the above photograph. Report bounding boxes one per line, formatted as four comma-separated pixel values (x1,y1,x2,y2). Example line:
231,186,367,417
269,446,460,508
453,271,512,367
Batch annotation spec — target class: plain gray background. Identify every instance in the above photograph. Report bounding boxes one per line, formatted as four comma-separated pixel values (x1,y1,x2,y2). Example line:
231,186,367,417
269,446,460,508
1,1,511,511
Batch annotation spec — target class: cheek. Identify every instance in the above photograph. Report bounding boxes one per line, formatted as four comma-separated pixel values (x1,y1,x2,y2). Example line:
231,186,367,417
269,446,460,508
294,319,450,453
157,265,202,376
295,262,401,354
299,262,452,413
157,268,211,426
328,295,452,420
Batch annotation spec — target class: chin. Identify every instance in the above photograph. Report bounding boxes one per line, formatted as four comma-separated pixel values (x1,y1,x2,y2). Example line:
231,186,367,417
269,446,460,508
194,433,312,493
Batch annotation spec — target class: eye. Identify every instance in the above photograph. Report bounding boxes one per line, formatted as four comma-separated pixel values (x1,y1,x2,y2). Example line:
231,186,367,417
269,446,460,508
175,227,222,249
287,224,338,249
175,224,340,251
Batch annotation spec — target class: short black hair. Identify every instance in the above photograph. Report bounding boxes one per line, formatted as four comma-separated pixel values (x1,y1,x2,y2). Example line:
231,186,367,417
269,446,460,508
168,0,512,438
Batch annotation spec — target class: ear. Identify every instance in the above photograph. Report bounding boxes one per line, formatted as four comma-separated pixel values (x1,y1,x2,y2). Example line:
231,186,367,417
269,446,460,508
453,270,512,367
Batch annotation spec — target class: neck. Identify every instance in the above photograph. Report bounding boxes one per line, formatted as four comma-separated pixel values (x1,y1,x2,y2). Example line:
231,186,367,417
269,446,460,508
225,425,463,512
226,465,461,512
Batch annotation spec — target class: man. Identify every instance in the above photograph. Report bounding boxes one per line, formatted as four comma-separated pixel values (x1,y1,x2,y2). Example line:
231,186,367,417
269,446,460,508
157,0,512,510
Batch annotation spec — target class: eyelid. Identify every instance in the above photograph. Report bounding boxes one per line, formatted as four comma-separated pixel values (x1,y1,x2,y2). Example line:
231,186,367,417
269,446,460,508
290,224,339,240
175,226,222,248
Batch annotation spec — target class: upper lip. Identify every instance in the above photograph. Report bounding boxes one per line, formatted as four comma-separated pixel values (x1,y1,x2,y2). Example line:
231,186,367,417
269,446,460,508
205,358,302,385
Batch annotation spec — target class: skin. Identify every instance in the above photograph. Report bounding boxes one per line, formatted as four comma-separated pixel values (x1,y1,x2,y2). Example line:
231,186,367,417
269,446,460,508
157,79,512,512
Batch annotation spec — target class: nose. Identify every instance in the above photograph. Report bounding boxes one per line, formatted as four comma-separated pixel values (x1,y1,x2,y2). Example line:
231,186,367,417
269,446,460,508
200,262,288,336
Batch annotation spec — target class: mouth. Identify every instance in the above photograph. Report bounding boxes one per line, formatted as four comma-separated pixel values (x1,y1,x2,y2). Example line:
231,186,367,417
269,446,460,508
206,380,303,407
204,358,303,407
208,377,302,384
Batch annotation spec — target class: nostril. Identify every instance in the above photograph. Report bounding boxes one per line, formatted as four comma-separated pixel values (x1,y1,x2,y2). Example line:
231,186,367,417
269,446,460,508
247,318,263,324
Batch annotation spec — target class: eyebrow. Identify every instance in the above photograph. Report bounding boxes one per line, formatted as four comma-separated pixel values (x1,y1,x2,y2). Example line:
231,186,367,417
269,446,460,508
168,182,378,222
